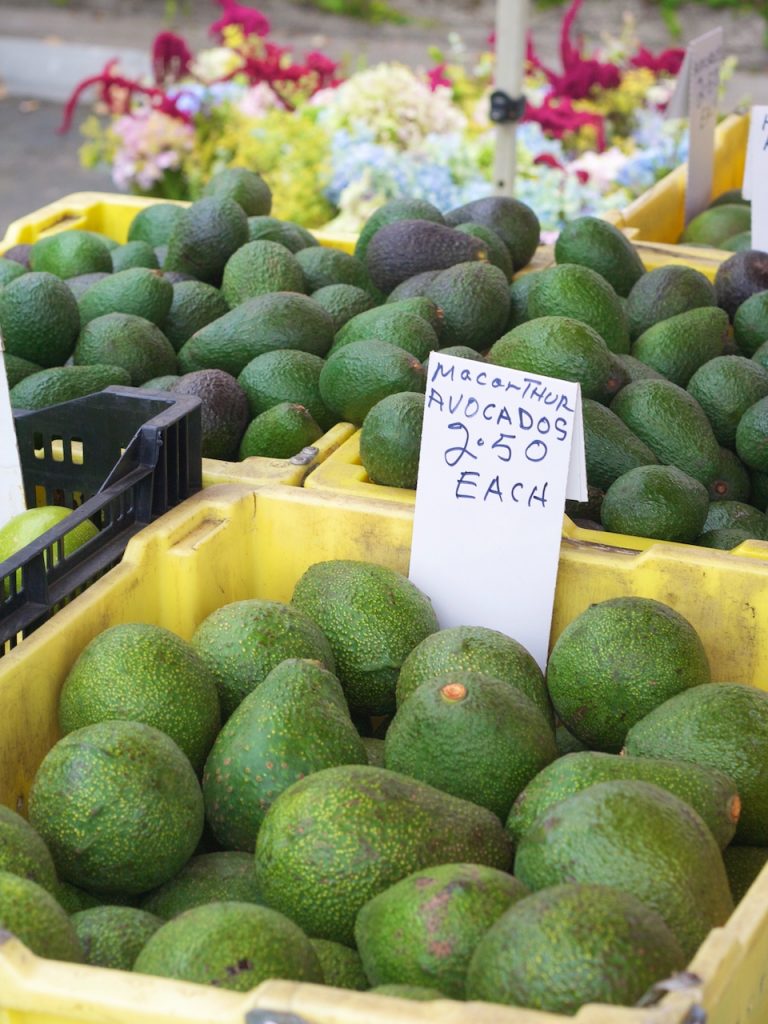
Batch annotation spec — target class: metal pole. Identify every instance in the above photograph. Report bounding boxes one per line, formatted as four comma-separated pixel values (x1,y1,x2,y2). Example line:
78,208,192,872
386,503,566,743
493,0,529,197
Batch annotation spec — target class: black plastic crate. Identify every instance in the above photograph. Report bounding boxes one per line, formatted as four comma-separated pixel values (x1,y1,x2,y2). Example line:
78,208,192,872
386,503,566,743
1,385,202,653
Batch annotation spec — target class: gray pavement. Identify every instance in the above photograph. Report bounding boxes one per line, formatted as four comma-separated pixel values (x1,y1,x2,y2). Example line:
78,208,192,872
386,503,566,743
0,98,113,236
1,0,767,235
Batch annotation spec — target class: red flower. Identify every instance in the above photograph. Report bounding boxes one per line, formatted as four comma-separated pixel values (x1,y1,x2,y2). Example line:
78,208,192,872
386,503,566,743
534,153,565,171
533,153,588,183
523,95,606,150
209,0,270,42
630,46,685,76
212,37,342,109
58,60,192,134
426,63,452,91
304,50,341,88
151,31,192,84
304,51,337,76
526,0,621,101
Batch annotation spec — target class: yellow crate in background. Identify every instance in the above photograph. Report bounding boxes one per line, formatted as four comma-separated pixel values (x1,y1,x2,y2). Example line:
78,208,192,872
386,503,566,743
305,431,768,566
619,239,733,279
3,189,728,278
0,192,176,251
523,238,727,281
2,481,768,1024
2,113,748,258
1,118,747,267
200,422,355,488
606,112,749,246
0,191,356,253
0,188,728,282
306,429,417,507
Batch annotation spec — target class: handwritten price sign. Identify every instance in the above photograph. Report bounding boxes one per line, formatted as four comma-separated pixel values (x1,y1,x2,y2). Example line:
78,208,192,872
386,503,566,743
666,27,723,225
409,353,586,669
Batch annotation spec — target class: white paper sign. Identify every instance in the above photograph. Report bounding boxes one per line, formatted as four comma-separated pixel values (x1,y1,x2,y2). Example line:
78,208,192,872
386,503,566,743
666,27,723,224
0,329,26,529
742,105,768,251
409,353,587,670
742,106,760,200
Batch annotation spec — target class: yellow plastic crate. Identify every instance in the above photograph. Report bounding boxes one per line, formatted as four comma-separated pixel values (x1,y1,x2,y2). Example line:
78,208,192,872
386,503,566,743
305,428,416,506
0,190,720,277
525,237,727,281
606,112,749,248
613,238,732,280
305,430,768,565
0,189,727,288
199,422,355,488
2,482,768,1024
0,191,356,254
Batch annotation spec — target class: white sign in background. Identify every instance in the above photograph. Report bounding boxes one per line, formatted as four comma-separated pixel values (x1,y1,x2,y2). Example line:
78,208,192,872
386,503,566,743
742,106,768,252
409,353,587,671
666,27,723,225
0,329,26,529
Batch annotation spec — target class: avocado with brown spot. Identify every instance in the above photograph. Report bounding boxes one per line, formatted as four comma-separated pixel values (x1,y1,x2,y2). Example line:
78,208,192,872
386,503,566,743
355,863,527,998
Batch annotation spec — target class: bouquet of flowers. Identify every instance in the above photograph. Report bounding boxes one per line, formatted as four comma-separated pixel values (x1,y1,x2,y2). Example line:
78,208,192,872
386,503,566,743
63,0,735,234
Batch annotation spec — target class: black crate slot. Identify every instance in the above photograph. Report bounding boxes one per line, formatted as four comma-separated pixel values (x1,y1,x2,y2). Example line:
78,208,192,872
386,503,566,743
0,386,202,653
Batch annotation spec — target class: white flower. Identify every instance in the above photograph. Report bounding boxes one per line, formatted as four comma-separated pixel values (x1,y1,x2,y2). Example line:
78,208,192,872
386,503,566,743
646,82,675,108
569,148,631,190
319,63,466,149
190,46,243,84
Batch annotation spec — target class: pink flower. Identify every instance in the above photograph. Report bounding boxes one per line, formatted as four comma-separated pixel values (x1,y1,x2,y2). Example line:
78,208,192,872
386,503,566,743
426,63,452,91
526,0,621,101
630,46,685,76
237,81,281,117
151,31,192,84
110,109,194,191
209,0,270,41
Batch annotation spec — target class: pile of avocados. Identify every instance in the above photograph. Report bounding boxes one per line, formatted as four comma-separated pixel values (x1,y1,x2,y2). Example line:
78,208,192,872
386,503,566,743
4,171,768,552
0,170,537,464
359,191,768,553
1,558,766,1015
3,170,768,1014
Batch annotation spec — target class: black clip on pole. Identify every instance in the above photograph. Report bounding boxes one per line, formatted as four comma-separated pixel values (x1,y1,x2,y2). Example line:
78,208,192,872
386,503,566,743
489,89,526,124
